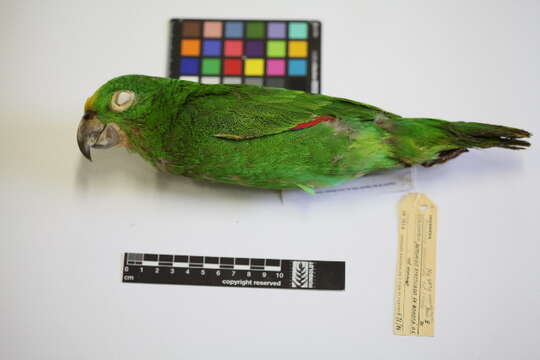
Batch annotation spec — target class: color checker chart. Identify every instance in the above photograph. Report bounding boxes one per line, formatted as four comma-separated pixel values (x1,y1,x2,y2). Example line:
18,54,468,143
169,19,321,93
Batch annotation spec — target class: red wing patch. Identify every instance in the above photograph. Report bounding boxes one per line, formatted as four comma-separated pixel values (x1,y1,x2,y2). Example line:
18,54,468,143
291,115,337,130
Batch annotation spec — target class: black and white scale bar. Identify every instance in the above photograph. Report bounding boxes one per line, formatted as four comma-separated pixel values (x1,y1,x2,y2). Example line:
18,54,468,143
126,253,283,271
122,253,345,290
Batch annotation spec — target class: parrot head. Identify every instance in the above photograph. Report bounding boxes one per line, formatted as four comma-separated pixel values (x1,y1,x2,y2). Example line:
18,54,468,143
77,75,167,160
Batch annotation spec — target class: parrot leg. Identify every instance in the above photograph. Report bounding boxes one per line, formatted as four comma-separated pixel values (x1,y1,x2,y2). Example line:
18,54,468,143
422,148,468,167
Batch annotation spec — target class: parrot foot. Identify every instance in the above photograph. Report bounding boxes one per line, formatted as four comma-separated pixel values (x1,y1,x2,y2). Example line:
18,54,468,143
422,148,469,167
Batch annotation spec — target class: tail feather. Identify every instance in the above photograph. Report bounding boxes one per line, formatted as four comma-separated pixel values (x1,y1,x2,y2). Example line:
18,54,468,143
444,121,531,150
386,118,531,166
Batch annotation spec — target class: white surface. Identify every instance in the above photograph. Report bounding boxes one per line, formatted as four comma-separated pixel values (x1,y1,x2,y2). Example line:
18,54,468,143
1,0,539,359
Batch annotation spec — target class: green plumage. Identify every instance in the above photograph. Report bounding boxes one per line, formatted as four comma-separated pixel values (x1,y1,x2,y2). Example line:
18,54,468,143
81,75,531,190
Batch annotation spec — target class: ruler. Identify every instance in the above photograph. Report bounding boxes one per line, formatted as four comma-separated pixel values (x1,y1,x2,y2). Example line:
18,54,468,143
393,193,438,336
122,253,345,290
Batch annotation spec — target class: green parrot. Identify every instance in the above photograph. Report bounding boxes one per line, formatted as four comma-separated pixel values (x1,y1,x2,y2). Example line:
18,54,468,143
77,75,531,191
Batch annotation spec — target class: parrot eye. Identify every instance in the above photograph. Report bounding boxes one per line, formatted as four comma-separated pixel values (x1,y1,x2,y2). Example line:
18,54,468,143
110,90,135,112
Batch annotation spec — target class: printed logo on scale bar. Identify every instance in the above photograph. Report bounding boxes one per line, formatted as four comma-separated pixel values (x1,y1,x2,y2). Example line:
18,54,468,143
291,261,315,288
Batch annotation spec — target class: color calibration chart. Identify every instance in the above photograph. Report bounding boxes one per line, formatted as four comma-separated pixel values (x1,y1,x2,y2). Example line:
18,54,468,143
169,19,321,93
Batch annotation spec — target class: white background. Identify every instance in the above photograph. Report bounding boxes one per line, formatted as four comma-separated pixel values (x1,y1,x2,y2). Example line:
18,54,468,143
1,0,539,359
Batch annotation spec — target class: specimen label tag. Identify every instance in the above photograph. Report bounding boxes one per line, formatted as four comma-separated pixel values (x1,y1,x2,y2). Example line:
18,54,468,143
122,253,345,290
282,167,415,202
393,193,438,336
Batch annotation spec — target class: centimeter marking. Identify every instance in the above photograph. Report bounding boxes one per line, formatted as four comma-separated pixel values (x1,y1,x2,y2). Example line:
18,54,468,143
126,253,282,271
123,252,345,290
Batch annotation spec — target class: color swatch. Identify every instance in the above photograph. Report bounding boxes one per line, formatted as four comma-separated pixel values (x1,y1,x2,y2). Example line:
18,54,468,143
169,19,321,93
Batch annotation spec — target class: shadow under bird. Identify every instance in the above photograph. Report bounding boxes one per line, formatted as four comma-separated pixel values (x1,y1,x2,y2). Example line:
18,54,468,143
77,75,531,192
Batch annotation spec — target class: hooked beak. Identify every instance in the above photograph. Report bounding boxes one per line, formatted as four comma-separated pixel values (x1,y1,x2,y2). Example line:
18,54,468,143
77,111,120,161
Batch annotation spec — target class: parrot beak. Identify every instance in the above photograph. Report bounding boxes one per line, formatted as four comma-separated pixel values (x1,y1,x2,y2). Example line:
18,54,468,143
77,111,120,161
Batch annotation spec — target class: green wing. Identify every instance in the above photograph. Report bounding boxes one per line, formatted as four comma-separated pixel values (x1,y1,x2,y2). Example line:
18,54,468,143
182,84,398,140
